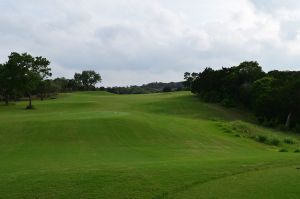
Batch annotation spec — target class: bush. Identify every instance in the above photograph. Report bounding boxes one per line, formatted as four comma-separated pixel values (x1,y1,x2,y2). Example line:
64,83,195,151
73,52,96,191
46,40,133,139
25,105,35,110
284,138,296,145
221,98,235,107
278,124,289,132
294,149,300,153
279,148,288,152
222,128,233,134
295,124,300,133
163,87,172,92
262,119,277,128
176,87,183,91
269,138,280,146
256,135,267,143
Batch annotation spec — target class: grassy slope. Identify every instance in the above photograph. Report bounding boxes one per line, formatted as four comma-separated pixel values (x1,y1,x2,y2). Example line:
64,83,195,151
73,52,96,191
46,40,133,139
0,91,299,199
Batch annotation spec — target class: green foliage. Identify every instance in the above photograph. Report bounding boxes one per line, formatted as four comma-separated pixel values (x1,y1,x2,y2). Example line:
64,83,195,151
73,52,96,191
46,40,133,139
256,135,268,143
106,82,183,94
183,72,198,90
0,52,51,108
163,86,172,92
0,52,104,105
188,62,300,131
279,148,288,152
269,138,280,146
74,70,101,90
284,138,296,145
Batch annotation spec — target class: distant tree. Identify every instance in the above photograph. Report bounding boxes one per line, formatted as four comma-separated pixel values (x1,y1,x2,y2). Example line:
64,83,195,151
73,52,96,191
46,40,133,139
163,87,172,92
252,77,280,124
99,87,105,91
74,73,83,90
53,78,69,93
36,80,56,100
81,70,101,90
188,61,300,130
0,63,13,105
184,72,198,90
67,79,77,92
74,70,101,90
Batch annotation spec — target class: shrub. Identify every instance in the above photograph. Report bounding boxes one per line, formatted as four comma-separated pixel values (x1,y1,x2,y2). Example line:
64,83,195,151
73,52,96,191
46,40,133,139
279,148,288,152
221,98,235,107
222,128,233,134
25,105,35,110
278,124,289,132
163,87,172,92
256,135,267,143
284,138,296,145
295,124,300,133
269,138,280,146
294,149,300,153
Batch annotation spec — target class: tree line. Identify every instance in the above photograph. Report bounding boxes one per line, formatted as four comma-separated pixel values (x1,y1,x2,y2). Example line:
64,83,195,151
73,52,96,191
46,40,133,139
106,82,184,94
0,52,101,109
184,61,300,131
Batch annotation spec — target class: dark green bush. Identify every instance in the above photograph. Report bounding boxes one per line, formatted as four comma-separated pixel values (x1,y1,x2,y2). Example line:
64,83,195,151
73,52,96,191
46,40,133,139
221,98,235,107
284,138,296,145
269,138,280,146
294,149,300,153
163,87,172,92
279,148,288,152
278,125,289,132
256,135,267,143
295,124,300,133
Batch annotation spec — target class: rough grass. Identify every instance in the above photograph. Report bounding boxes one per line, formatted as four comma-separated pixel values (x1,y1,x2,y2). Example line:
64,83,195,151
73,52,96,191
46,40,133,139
0,91,300,199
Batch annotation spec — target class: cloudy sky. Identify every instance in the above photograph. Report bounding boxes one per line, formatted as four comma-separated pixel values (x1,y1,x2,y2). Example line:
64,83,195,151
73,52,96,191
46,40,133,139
1,0,300,86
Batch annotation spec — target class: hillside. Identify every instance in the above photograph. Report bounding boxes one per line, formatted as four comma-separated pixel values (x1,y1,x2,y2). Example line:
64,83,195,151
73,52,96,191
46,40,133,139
0,91,300,199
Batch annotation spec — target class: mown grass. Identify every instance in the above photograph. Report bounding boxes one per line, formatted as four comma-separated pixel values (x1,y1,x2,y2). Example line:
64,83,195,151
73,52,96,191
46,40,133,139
0,91,300,199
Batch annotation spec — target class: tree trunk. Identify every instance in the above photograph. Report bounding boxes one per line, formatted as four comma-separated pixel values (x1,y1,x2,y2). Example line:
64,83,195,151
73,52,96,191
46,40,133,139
27,93,33,109
285,112,292,128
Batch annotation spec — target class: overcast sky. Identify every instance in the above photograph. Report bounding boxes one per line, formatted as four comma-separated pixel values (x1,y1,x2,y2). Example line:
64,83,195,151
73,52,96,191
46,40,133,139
1,0,300,86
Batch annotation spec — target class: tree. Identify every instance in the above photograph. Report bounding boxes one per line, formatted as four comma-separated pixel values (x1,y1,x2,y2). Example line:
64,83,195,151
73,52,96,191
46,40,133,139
0,63,11,105
74,70,101,90
0,60,22,105
36,80,56,100
53,78,69,93
184,72,198,90
4,52,51,109
74,73,83,90
188,62,300,130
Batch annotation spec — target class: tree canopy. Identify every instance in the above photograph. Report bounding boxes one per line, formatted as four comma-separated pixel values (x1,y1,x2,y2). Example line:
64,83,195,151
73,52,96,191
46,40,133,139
186,61,300,131
0,52,51,109
74,70,102,90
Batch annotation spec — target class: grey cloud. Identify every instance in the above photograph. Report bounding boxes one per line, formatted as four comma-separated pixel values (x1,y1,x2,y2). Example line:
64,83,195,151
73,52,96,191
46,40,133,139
0,0,300,86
